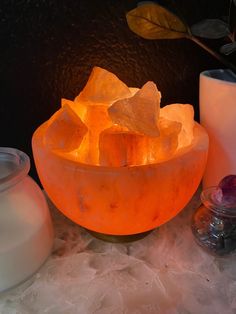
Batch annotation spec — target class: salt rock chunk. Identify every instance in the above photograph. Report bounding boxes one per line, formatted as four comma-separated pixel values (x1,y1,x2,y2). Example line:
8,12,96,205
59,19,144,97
61,98,87,122
108,81,161,136
160,104,194,148
146,117,182,163
99,126,147,166
99,118,181,167
63,98,112,132
75,66,131,105
129,87,140,96
61,100,113,165
84,104,113,133
76,105,113,165
44,106,88,152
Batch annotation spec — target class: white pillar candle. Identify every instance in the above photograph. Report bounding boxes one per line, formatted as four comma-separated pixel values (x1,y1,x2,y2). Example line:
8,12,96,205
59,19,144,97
200,69,236,188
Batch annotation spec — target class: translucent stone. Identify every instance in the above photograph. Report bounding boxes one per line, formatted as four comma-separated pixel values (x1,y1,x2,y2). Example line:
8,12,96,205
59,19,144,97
61,98,87,122
75,105,113,165
160,104,194,148
108,81,161,136
61,100,113,165
129,87,140,96
44,105,88,152
64,66,134,164
99,126,147,166
146,117,182,163
75,66,131,105
99,118,181,166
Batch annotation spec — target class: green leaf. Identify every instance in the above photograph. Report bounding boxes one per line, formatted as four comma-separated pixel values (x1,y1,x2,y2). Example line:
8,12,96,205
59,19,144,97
191,19,230,39
126,3,189,40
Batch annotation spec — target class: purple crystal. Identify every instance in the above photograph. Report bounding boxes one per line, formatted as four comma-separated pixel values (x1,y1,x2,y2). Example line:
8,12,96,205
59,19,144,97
219,175,236,190
218,175,236,206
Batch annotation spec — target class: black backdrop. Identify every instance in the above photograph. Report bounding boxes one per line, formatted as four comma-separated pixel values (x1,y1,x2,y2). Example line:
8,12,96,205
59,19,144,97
0,0,232,180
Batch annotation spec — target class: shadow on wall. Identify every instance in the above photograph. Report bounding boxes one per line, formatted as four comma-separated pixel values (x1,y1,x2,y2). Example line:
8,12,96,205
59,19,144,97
0,0,227,181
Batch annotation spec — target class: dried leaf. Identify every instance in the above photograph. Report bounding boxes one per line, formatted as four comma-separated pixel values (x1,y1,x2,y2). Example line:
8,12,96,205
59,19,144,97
126,3,188,40
191,19,230,39
220,42,236,55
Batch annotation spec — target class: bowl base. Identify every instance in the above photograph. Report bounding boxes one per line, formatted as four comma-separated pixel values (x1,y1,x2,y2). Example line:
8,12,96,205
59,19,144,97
85,229,153,243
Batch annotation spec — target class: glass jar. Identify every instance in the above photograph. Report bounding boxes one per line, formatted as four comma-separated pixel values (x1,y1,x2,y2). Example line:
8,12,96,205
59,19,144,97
0,147,54,292
192,187,236,256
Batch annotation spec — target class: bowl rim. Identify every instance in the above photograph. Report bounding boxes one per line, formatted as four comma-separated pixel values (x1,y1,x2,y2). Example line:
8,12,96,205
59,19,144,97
32,121,209,172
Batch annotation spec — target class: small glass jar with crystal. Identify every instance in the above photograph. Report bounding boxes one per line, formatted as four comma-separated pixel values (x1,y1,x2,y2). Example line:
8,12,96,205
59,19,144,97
192,187,236,256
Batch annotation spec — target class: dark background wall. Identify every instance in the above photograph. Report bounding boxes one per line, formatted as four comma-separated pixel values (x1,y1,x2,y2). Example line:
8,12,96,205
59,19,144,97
0,0,232,180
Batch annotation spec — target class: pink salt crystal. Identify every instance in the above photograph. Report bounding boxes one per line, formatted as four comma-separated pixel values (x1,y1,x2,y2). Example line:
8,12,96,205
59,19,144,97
99,126,147,167
61,98,87,122
160,104,194,148
146,117,182,163
44,106,88,152
75,66,131,105
129,87,140,96
99,118,181,167
108,81,161,137
75,104,113,165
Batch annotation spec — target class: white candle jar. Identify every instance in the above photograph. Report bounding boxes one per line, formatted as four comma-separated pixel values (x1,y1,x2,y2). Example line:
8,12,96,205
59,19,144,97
0,147,53,292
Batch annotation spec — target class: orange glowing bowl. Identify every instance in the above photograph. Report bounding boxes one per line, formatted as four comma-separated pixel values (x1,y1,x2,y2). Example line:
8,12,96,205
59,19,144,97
32,121,208,237
32,67,208,239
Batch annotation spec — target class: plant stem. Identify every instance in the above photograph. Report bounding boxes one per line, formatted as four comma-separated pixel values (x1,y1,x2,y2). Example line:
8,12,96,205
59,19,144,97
190,35,236,74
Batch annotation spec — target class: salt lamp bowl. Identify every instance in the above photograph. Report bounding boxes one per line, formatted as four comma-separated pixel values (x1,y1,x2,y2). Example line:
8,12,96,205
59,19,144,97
32,122,208,235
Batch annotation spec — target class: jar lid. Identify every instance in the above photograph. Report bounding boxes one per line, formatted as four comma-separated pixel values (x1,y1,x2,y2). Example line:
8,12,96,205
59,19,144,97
0,147,30,192
201,186,236,217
